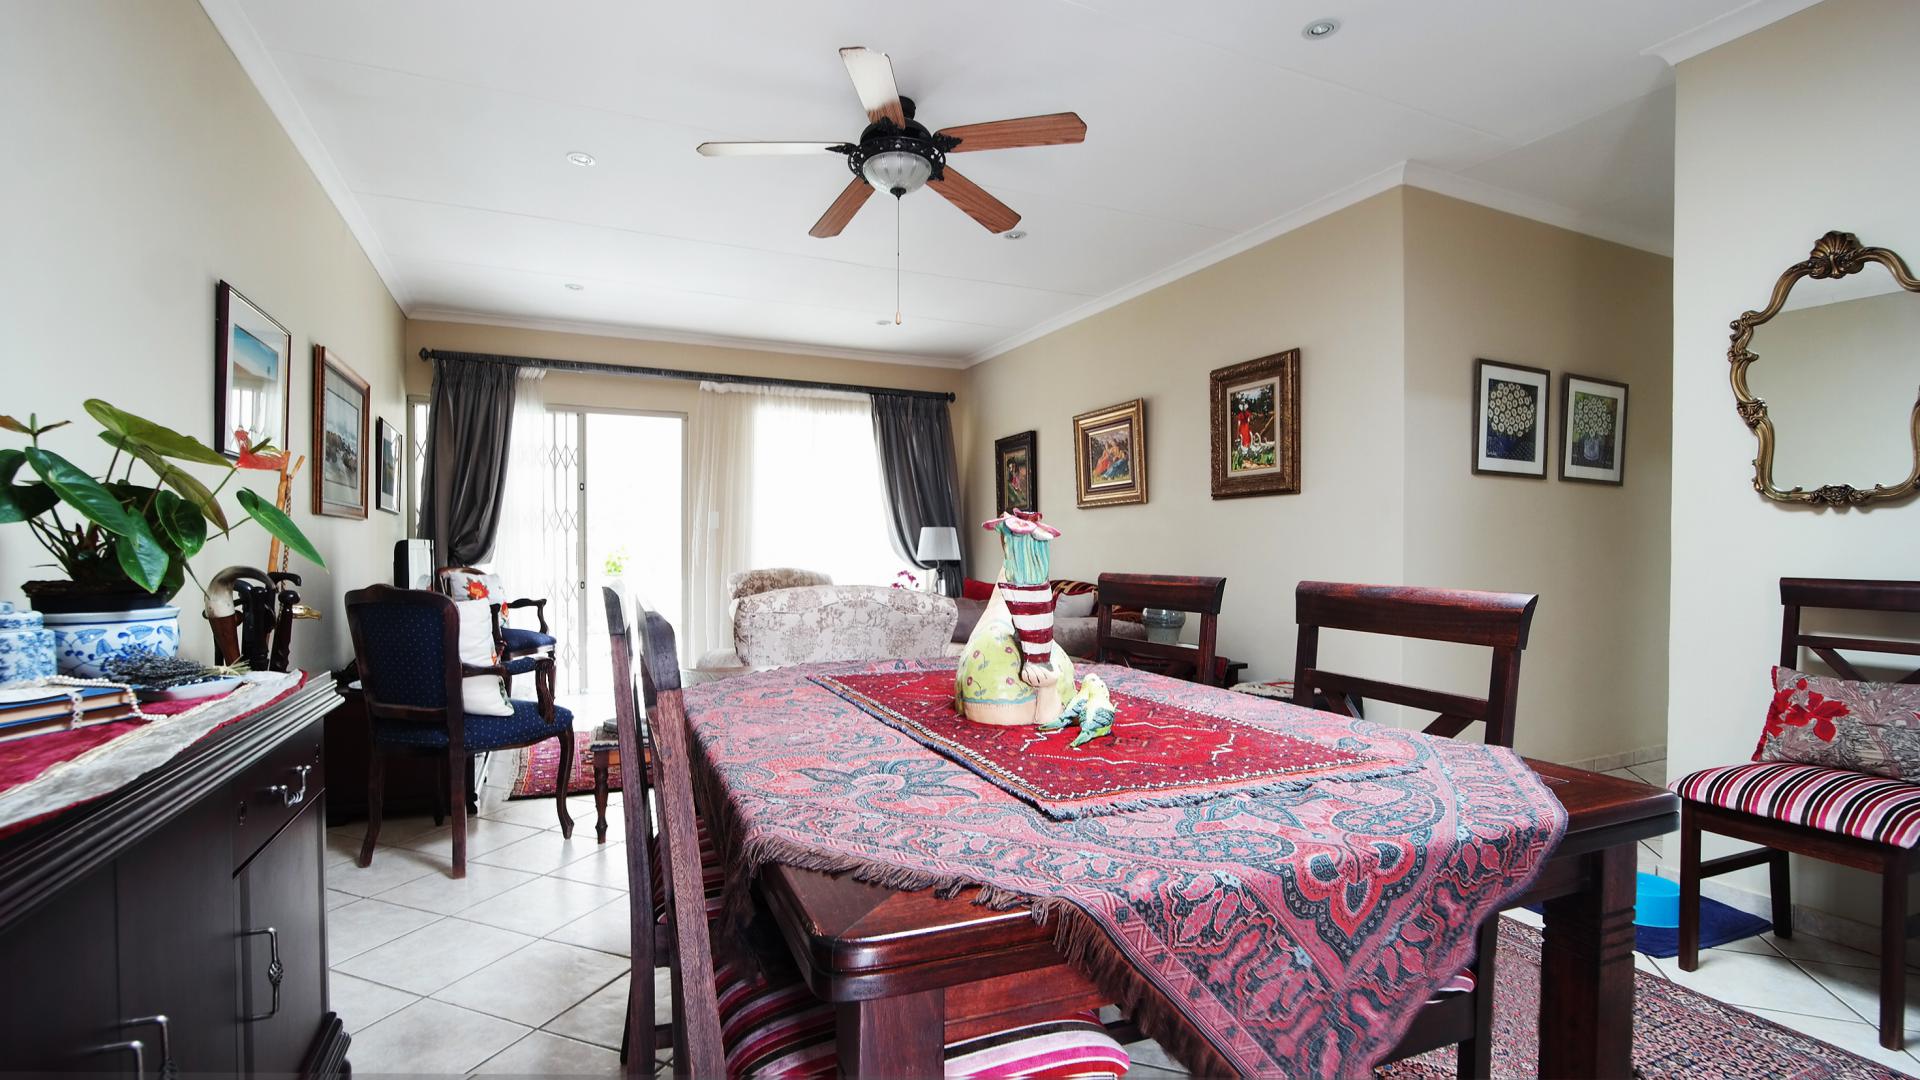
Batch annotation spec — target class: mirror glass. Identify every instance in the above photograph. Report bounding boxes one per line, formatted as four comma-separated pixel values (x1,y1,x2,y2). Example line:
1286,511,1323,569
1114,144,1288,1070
1746,267,1920,493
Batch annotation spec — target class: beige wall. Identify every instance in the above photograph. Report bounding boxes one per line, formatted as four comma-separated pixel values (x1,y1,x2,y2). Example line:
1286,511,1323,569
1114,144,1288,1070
1668,0,1920,928
1401,188,1673,764
0,0,406,671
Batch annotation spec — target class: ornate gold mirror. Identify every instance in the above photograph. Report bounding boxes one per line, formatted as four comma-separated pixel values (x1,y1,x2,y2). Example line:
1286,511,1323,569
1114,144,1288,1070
1731,231,1920,506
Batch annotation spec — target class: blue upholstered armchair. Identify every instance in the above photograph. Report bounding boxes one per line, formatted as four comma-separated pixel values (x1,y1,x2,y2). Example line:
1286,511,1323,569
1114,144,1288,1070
436,565,558,695
345,585,575,878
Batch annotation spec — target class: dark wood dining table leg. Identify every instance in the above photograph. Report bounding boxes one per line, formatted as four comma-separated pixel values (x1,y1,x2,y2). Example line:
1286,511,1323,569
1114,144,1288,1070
836,987,944,1079
1537,840,1637,1079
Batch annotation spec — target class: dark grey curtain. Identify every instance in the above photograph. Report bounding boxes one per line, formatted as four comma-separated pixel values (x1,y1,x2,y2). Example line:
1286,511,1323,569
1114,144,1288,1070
871,393,966,596
418,358,517,567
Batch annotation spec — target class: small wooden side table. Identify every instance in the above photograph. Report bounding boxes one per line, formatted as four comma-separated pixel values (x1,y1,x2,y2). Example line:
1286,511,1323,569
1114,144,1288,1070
590,734,621,844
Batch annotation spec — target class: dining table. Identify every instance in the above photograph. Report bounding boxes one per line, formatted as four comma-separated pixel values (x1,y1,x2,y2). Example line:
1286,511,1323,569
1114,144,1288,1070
686,659,1677,1078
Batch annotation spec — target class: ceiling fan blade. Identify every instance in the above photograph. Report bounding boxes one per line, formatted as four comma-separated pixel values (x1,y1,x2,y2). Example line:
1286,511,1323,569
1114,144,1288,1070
696,141,846,157
937,112,1087,152
839,46,905,127
810,177,874,238
928,167,1020,233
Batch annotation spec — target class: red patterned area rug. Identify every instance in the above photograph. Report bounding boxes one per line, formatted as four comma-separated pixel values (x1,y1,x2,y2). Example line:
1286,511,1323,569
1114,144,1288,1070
1377,918,1902,1079
812,669,1404,819
507,736,617,800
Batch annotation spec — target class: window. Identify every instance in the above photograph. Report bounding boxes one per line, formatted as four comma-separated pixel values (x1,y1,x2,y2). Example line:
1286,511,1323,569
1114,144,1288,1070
405,395,429,538
745,393,910,587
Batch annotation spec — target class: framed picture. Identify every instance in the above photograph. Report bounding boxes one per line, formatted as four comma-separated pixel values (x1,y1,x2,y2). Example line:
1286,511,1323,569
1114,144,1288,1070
312,346,370,518
213,281,292,459
1559,374,1628,485
1072,398,1147,508
375,417,403,514
1471,359,1550,478
1210,349,1300,499
994,430,1038,515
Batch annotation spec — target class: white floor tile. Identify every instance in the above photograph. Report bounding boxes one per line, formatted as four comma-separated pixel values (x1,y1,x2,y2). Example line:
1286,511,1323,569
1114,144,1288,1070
547,897,634,958
1715,933,1785,958
1659,947,1857,1019
372,860,541,916
331,814,440,845
549,843,632,891
473,1030,624,1076
478,794,583,831
543,972,632,1050
434,938,629,1027
401,816,544,858
326,898,441,964
1627,759,1667,787
333,917,536,996
458,876,628,938
1501,907,1544,930
472,827,611,875
324,888,358,911
1603,768,1641,781
1766,931,1885,971
325,846,449,898
1745,1008,1920,1075
1797,959,1920,1040
327,971,417,1033
1121,1039,1189,1075
345,998,528,1076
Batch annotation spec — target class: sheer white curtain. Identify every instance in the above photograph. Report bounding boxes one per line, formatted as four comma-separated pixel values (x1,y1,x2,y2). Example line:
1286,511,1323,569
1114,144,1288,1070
489,369,561,629
685,383,756,663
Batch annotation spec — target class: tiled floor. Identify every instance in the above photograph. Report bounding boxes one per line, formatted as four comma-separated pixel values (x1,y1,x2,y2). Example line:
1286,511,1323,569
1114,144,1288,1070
324,753,1920,1077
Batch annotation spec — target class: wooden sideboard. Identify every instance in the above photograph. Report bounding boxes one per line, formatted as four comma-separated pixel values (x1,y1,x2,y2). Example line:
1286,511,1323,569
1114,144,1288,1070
0,678,348,1076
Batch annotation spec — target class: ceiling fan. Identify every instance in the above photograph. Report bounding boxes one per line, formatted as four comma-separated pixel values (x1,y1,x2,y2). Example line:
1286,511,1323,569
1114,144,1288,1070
696,47,1086,239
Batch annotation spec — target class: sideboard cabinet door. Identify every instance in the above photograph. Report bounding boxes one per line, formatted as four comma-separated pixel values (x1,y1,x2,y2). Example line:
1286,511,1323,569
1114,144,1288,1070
0,867,123,1073
236,798,328,1076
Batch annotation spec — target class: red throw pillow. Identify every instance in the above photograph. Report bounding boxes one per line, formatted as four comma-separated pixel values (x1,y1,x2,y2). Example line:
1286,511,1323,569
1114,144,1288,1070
961,578,995,602
1753,665,1920,780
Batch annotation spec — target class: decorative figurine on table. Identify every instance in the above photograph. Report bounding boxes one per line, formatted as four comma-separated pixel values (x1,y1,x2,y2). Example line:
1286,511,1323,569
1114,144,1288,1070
956,510,1115,745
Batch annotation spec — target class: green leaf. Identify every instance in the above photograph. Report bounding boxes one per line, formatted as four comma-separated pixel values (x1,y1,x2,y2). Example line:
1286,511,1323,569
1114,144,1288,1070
111,515,170,593
154,489,206,559
100,432,232,532
0,449,59,523
85,400,230,467
237,487,324,569
23,447,141,537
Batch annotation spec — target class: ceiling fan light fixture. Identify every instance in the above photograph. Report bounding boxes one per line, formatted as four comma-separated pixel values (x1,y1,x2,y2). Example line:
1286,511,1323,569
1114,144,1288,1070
861,149,932,197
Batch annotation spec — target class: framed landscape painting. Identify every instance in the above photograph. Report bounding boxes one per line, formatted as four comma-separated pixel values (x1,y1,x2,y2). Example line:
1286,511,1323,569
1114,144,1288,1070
213,281,292,459
1559,374,1628,485
375,417,403,514
1210,349,1300,498
995,430,1038,515
1073,398,1147,508
312,346,369,518
1471,359,1550,478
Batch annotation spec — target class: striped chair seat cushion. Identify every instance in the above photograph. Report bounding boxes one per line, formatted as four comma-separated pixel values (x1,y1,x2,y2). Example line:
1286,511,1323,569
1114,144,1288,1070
651,820,726,924
1674,762,1920,848
715,959,1129,1079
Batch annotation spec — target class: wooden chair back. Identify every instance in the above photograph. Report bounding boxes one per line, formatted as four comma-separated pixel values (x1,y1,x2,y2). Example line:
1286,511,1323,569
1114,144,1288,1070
604,585,726,1078
1094,573,1228,685
1292,581,1539,748
1779,578,1920,682
344,585,463,733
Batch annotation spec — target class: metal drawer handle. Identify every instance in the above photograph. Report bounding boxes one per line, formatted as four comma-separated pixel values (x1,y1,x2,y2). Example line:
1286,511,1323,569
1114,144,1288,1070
242,926,283,1021
125,1015,174,1079
266,764,311,807
91,1039,144,1078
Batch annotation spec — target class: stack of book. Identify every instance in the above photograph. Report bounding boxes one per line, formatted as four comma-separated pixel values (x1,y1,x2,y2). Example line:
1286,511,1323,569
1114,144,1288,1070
0,686,139,743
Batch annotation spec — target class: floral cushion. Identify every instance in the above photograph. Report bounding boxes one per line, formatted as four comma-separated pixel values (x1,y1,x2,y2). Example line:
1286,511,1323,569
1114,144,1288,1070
442,569,506,604
734,585,957,667
1674,762,1920,848
1753,666,1920,781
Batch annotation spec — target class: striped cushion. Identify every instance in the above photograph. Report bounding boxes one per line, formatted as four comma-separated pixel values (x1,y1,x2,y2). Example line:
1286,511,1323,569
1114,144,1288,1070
1674,762,1920,848
651,820,726,924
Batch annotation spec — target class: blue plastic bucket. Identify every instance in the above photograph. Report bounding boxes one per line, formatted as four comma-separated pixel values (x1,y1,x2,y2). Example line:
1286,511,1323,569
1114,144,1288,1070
1635,871,1680,928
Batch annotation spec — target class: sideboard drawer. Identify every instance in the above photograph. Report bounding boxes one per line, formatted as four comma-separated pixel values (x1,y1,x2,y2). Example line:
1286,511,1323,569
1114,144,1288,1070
234,716,325,872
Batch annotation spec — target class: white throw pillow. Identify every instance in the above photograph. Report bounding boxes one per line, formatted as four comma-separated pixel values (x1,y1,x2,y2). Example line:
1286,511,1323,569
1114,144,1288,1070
456,599,515,716
1054,591,1097,620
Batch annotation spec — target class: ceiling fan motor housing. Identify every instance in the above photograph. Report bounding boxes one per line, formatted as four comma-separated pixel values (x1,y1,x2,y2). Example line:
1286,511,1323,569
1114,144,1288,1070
845,99,960,196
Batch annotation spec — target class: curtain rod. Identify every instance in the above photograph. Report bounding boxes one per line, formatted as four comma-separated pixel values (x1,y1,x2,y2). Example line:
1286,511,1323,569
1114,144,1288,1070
417,348,956,403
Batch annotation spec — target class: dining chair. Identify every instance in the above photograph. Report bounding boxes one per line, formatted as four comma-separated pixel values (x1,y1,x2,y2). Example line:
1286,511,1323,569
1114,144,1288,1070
1290,580,1540,1079
344,585,574,879
1093,573,1228,685
437,564,555,694
609,588,1131,1079
1673,577,1920,1050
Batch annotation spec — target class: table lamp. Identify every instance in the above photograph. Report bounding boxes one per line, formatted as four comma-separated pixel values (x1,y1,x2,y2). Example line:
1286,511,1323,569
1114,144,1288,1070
915,526,961,596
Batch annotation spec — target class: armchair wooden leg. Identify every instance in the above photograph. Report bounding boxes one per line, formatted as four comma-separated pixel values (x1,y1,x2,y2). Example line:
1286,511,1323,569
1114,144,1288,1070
359,747,386,868
1770,850,1793,939
1881,867,1908,1051
555,727,577,839
431,757,447,827
1678,808,1702,972
448,741,469,879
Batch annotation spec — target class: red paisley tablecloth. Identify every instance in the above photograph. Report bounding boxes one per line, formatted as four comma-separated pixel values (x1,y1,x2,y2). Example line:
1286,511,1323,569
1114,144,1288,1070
688,659,1566,1078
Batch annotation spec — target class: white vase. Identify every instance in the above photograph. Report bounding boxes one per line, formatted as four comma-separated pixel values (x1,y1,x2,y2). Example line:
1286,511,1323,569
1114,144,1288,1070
39,606,182,679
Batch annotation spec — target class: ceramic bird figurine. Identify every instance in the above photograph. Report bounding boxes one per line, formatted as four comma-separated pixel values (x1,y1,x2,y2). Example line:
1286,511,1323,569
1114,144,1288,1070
1050,673,1116,747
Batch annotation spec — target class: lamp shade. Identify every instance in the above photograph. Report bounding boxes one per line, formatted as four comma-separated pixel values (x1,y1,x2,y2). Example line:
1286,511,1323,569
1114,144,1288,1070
915,525,961,562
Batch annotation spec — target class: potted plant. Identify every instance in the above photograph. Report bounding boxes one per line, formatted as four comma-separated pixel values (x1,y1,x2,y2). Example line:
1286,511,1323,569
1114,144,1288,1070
0,401,323,675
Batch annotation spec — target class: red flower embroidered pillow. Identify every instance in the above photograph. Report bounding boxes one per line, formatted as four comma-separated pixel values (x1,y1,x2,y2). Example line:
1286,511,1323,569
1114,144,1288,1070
1753,666,1920,780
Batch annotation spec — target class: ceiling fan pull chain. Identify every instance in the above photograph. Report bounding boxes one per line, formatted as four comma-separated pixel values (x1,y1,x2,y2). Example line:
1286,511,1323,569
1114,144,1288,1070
895,195,903,325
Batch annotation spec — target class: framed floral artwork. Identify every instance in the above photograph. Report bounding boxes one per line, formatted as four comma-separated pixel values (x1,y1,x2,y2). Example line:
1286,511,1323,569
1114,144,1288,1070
312,345,370,518
995,430,1038,515
1472,359,1549,478
213,281,292,459
1073,399,1147,508
1210,349,1300,498
1559,374,1627,485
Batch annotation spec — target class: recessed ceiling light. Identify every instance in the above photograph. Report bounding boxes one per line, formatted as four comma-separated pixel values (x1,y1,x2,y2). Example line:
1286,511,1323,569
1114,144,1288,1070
1003,229,1028,240
1301,17,1340,39
564,282,585,291
874,318,892,325
566,151,596,167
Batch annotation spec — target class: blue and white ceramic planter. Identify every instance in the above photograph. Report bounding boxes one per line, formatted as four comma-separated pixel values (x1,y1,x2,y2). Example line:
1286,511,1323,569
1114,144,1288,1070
40,606,181,679
0,602,57,687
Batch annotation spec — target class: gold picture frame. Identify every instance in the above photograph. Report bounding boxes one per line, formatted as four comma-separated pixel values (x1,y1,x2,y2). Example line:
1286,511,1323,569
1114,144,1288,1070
1209,350,1300,498
1073,399,1147,508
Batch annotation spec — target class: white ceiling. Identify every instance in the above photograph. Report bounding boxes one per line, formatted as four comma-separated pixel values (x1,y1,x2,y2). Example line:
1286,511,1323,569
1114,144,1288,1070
209,0,1811,366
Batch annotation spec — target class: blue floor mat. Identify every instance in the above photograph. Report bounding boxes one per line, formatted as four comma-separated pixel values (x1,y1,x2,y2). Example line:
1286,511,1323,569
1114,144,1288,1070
1635,895,1772,959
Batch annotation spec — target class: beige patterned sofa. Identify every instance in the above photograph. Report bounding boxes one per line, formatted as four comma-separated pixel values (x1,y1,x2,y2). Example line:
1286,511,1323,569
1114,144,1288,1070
691,583,959,679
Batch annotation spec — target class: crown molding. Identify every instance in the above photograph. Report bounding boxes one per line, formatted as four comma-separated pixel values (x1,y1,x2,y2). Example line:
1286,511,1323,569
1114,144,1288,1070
1400,162,1673,257
1642,0,1826,66
198,0,411,310
407,308,972,370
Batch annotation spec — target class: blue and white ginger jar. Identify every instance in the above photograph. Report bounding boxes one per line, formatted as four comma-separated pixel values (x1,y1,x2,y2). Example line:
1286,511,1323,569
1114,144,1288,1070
0,603,58,687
